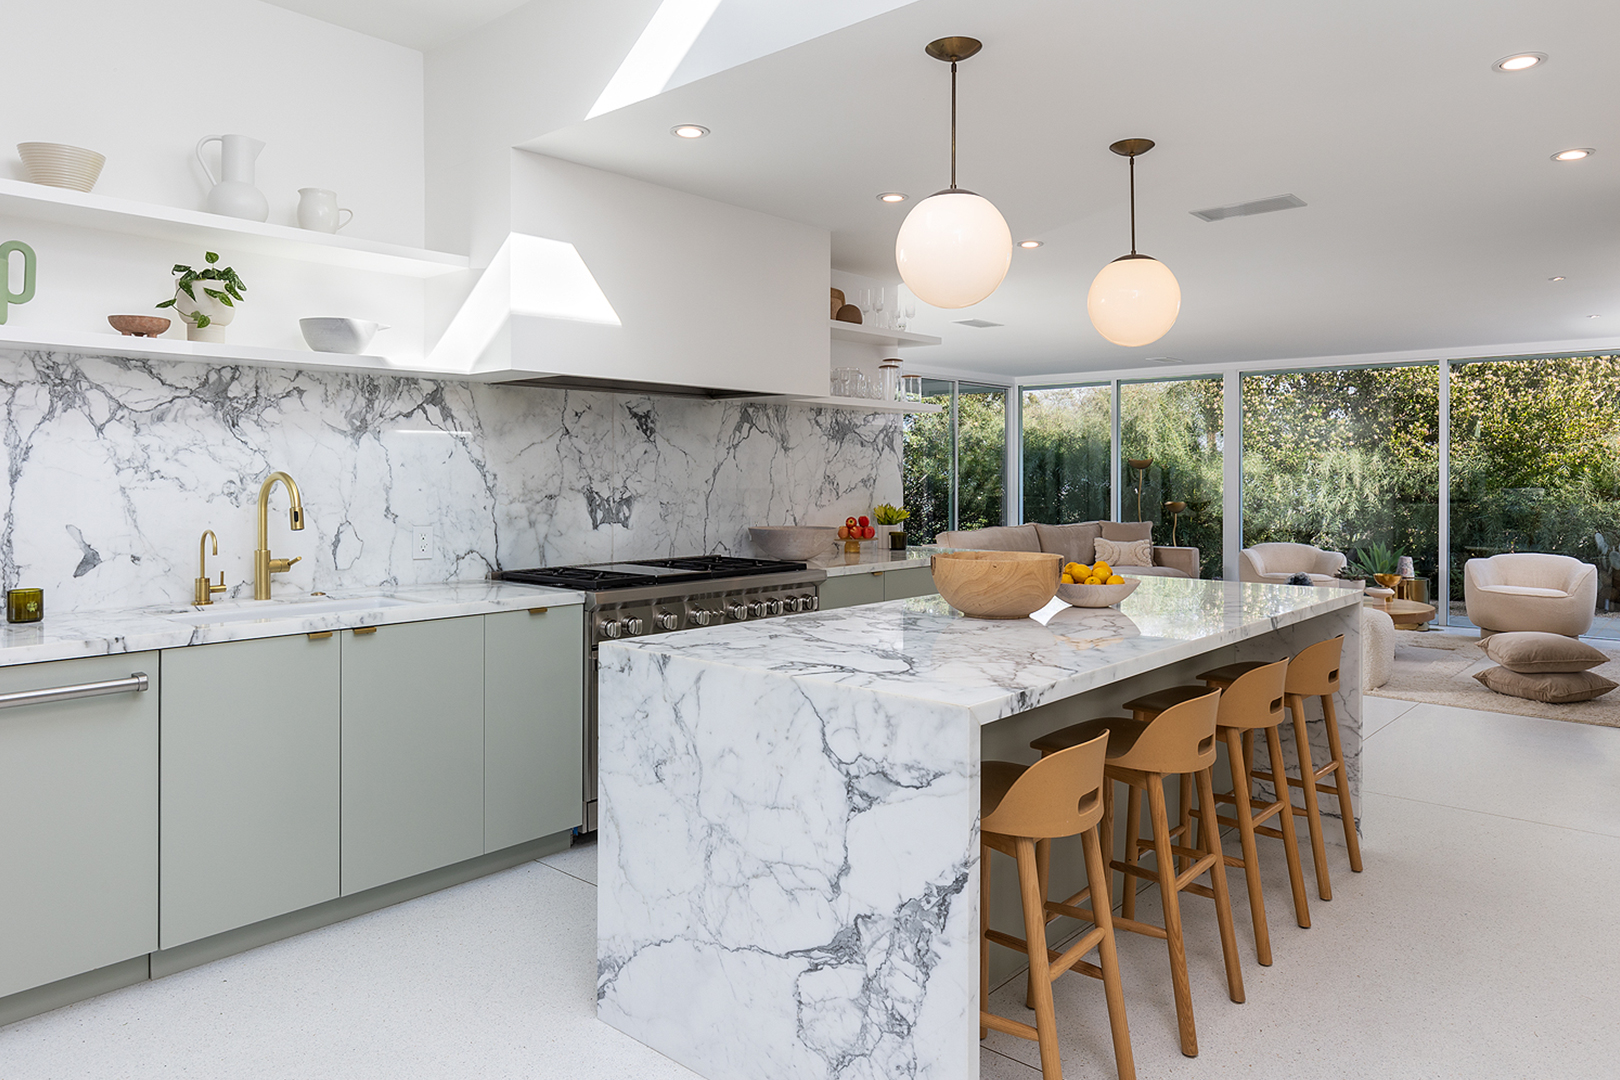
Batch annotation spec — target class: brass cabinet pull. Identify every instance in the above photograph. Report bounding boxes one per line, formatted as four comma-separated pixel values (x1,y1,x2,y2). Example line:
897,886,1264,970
351,626,378,636
307,631,333,641
528,606,549,616
871,571,884,577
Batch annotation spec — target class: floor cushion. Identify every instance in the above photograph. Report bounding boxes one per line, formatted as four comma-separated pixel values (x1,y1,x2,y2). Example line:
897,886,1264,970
1473,666,1618,703
1482,631,1608,674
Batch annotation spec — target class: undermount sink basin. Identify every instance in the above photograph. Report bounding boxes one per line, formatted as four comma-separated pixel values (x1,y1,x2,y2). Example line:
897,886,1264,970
168,596,419,626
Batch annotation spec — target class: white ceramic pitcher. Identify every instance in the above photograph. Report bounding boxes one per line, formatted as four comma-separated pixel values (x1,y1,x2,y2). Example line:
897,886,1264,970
296,188,354,233
197,134,268,221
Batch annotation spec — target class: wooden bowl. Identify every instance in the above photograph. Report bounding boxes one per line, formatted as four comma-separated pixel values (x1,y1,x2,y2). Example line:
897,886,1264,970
834,303,862,324
108,315,171,337
1056,577,1140,608
930,550,1060,619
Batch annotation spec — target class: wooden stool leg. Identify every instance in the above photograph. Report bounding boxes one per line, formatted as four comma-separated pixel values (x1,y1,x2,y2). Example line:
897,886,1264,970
1015,836,1063,1080
1148,777,1198,1057
1196,766,1245,1004
1101,777,1116,906
1287,693,1333,902
1121,782,1143,921
1176,772,1194,874
1223,728,1271,966
1265,724,1312,929
1082,827,1137,1080
980,843,990,1039
1320,693,1364,873
1026,837,1051,1009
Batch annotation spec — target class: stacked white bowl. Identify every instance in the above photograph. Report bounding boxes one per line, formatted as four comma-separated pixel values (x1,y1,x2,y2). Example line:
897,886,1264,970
17,143,106,192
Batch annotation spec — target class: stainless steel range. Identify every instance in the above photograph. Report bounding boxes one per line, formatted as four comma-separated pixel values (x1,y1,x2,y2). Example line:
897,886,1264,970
495,555,826,832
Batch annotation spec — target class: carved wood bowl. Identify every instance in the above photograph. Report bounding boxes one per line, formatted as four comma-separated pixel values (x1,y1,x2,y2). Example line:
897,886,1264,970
930,550,1061,619
1056,577,1141,608
108,315,171,337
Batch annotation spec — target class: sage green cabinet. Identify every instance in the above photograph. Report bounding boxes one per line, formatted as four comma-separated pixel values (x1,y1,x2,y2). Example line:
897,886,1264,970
340,619,486,895
883,565,936,601
484,607,584,851
0,654,158,998
819,572,885,610
159,634,340,949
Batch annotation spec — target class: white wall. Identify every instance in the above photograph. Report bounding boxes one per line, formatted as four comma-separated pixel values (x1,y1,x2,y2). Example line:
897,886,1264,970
0,0,424,246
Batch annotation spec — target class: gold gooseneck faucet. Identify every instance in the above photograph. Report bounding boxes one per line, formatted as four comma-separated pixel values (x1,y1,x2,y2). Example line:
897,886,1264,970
254,471,305,600
194,529,227,605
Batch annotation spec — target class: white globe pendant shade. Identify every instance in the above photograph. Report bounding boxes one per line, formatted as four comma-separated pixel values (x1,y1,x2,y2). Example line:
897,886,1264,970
1087,253,1181,347
895,190,1013,309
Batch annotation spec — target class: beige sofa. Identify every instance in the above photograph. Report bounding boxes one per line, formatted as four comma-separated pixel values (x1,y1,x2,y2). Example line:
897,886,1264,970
1239,542,1349,588
1464,553,1597,638
934,521,1200,579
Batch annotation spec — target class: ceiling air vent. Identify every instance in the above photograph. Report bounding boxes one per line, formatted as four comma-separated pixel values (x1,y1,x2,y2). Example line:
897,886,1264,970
1144,356,1184,364
953,318,1004,328
1190,193,1306,222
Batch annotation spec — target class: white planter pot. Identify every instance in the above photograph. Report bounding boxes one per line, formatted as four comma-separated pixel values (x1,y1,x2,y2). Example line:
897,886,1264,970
173,284,237,343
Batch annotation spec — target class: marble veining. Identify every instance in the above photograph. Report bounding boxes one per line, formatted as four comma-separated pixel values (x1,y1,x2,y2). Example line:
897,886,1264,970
0,347,901,614
808,545,939,578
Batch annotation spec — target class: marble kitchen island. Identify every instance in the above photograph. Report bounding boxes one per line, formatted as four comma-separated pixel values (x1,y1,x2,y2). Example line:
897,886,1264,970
596,577,1363,1080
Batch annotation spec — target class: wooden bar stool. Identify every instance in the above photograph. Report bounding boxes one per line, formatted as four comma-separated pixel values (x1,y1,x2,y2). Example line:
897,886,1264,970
1191,658,1311,966
1031,689,1243,1058
981,731,1135,1080
1247,636,1363,901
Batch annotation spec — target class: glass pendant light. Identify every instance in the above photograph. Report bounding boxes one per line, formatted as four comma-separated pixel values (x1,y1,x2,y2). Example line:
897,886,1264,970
1088,138,1181,347
895,37,1012,309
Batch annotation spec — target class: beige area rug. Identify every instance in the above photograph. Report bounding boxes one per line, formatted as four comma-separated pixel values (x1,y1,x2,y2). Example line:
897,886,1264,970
1369,630,1620,728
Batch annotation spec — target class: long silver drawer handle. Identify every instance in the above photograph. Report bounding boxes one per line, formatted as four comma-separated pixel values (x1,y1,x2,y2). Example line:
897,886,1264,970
0,673,149,710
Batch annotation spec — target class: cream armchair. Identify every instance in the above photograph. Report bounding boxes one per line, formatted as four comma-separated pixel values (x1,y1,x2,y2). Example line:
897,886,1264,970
1239,543,1348,587
1464,553,1597,637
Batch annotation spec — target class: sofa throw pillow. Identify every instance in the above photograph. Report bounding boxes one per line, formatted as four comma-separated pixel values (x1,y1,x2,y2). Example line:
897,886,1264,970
1101,521,1153,542
1033,522,1101,566
1094,536,1153,568
1473,665,1618,703
1482,631,1608,673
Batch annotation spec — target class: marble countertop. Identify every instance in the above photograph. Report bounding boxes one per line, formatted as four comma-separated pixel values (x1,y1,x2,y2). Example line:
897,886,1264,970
0,581,586,668
602,576,1360,725
806,545,940,577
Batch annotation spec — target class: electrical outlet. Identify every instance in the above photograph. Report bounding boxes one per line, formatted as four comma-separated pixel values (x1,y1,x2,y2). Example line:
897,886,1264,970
411,527,432,561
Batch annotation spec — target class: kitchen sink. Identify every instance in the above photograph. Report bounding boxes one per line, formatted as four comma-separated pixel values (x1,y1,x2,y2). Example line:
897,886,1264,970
167,596,420,626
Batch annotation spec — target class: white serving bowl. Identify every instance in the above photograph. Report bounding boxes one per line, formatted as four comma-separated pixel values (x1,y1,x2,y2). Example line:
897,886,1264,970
749,526,839,561
1056,577,1141,608
300,318,385,354
18,142,106,192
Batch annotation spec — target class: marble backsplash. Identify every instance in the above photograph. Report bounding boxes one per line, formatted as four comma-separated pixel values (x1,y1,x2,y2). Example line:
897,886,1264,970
0,348,902,614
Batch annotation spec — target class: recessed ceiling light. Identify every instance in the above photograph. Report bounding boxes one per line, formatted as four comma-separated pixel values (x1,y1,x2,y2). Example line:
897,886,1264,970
1550,276,1565,281
877,192,908,203
1018,239,1044,249
1552,147,1594,161
1493,52,1547,73
670,124,709,139
1589,314,1601,319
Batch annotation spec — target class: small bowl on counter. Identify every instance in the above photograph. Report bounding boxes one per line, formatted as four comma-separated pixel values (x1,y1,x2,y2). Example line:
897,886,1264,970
108,315,171,337
300,317,385,354
1056,577,1140,608
748,525,840,561
930,550,1061,620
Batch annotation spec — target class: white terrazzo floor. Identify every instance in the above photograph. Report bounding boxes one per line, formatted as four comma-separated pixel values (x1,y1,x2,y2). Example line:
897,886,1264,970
1,694,1615,1079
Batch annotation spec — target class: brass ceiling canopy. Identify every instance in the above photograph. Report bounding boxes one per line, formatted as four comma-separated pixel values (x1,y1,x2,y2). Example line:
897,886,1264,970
925,36,982,63
1109,138,1156,158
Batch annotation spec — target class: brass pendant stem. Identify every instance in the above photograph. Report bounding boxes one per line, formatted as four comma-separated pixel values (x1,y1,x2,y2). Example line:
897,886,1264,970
1129,153,1137,254
950,61,958,190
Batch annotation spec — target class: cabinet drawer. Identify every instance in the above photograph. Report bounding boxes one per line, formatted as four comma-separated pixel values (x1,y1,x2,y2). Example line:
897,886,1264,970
883,566,937,601
819,573,885,610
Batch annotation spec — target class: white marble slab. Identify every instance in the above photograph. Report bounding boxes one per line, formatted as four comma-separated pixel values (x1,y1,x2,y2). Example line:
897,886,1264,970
807,545,939,578
596,578,1362,1080
0,581,583,667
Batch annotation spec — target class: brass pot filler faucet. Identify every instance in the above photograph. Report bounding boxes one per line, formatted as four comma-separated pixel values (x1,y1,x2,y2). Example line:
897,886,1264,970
193,470,306,606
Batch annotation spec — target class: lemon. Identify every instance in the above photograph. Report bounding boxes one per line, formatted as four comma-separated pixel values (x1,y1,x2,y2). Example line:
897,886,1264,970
1092,560,1112,578
1107,574,1125,585
1085,575,1104,586
1061,573,1074,584
1064,562,1087,579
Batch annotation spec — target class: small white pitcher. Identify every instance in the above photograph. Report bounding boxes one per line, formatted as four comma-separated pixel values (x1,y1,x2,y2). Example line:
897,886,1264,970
296,188,354,233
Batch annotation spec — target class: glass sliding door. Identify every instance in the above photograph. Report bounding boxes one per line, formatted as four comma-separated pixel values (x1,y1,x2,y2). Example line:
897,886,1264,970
1021,384,1111,525
1120,377,1223,578
1241,365,1440,592
1449,355,1620,637
902,378,1010,542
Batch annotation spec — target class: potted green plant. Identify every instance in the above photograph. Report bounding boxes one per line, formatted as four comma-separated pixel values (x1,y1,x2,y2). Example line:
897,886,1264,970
873,503,910,549
1354,541,1404,590
156,251,246,343
1334,562,1368,592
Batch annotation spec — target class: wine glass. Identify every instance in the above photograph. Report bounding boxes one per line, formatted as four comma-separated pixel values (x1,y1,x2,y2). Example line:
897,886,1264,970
872,288,886,329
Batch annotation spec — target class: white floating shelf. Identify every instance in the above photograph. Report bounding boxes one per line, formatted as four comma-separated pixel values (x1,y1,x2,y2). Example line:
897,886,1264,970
738,393,943,414
0,178,470,279
828,320,942,347
0,327,441,379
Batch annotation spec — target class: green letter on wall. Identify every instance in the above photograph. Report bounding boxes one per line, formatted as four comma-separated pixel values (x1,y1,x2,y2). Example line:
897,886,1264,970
1,240,37,325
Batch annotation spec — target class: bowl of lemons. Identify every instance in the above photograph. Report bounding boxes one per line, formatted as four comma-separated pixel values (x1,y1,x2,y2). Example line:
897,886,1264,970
1055,559,1140,608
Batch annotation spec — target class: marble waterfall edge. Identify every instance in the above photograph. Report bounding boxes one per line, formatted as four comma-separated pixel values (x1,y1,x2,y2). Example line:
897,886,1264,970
0,347,901,613
596,644,981,1080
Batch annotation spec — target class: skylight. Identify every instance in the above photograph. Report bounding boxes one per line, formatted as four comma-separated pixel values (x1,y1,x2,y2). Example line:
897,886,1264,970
587,0,724,119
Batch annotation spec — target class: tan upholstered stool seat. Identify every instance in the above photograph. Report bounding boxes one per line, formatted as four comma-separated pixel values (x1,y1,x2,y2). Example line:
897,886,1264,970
1121,684,1215,717
1030,717,1145,760
1195,660,1274,688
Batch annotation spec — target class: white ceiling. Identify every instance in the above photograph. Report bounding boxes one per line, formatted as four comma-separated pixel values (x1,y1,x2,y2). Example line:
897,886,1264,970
523,0,1620,378
260,0,530,50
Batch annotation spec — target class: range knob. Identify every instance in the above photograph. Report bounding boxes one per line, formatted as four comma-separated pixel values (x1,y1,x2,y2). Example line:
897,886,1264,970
765,598,785,616
747,600,768,618
790,595,813,613
598,618,622,639
689,608,715,627
654,610,679,631
622,616,645,636
725,600,749,620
